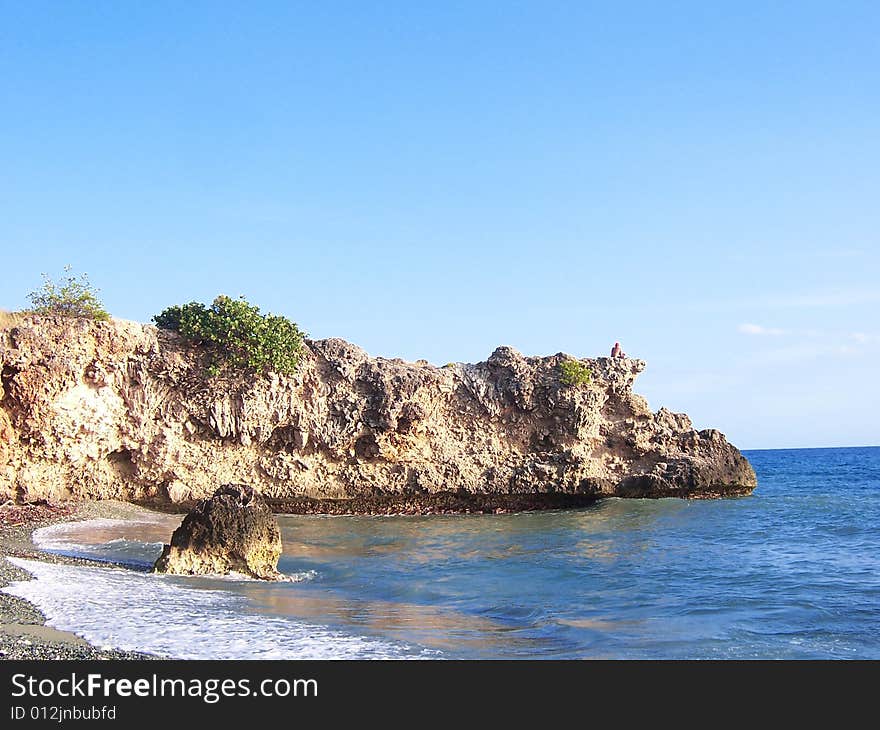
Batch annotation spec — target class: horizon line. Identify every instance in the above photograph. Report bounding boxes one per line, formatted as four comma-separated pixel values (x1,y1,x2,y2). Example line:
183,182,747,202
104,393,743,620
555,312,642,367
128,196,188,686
742,444,879,452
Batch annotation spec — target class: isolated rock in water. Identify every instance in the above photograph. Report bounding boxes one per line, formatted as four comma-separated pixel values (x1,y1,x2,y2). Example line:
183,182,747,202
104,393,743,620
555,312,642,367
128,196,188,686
153,484,282,580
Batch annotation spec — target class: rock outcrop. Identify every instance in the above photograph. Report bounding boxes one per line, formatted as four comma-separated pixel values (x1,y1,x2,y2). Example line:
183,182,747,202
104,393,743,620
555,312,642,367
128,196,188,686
153,484,283,580
0,316,756,510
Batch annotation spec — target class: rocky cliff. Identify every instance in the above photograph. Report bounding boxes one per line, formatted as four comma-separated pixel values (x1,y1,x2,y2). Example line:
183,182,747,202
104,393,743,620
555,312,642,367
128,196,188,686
0,316,756,512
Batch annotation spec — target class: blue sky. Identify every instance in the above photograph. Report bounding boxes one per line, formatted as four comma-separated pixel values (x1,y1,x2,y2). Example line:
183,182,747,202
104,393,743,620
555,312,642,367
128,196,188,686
1,1,878,449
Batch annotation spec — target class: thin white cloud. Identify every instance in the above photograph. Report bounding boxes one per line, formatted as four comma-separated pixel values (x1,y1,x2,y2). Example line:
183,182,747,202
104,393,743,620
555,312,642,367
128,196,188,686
736,324,879,367
738,323,788,336
738,324,879,344
744,343,863,366
809,248,867,259
765,289,880,309
726,248,869,265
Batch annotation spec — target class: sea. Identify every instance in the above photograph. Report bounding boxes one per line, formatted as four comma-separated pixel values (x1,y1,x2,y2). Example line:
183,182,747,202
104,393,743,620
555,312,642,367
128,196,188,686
5,446,879,659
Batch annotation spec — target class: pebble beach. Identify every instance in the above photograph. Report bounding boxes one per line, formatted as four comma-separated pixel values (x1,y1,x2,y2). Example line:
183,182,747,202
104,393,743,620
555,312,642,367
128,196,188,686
0,501,156,660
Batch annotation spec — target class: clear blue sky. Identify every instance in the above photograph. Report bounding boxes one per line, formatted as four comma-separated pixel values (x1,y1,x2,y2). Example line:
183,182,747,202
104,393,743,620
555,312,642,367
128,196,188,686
2,1,878,449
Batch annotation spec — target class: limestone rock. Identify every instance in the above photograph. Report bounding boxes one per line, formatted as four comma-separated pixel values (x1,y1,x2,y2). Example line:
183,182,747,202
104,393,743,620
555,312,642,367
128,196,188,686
153,484,282,580
0,316,757,509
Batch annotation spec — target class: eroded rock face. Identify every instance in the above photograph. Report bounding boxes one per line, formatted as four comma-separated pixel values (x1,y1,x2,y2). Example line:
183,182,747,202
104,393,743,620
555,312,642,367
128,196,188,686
153,484,282,580
0,316,757,509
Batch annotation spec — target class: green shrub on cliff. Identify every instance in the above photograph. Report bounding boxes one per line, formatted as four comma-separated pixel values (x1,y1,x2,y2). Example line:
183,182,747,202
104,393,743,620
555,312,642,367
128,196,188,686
559,358,591,387
153,295,305,376
26,266,110,321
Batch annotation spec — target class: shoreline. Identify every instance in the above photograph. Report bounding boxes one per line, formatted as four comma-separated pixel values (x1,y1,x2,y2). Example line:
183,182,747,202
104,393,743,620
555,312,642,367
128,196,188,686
143,486,753,519
0,494,614,660
0,494,613,661
0,489,755,661
0,500,159,660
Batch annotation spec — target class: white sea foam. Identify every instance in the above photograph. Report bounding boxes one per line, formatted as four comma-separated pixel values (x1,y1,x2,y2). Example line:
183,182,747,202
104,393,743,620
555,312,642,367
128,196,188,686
33,518,170,552
30,518,175,568
3,558,422,659
207,568,319,583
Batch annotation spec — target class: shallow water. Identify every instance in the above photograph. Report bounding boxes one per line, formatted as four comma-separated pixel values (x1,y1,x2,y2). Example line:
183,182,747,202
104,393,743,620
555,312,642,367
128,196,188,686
6,447,879,659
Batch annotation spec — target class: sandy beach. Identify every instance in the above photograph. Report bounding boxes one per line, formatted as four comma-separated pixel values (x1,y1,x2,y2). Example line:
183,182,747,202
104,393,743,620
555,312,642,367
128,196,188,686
0,500,159,660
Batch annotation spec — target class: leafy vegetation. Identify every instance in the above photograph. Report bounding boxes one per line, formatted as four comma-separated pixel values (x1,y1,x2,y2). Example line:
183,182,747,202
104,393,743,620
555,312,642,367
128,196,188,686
153,295,306,376
559,358,591,387
26,266,110,321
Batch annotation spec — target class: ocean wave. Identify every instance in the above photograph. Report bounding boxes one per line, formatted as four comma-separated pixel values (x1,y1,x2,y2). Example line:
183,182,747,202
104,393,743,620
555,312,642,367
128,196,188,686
32,518,157,550
207,568,319,583
31,519,172,568
3,558,427,659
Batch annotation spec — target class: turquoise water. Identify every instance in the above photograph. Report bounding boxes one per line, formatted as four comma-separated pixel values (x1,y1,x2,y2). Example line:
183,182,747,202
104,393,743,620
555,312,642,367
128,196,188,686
11,446,880,659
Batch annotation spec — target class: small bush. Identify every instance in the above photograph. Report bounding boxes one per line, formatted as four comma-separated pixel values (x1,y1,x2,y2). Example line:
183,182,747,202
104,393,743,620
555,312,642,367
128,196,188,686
559,358,591,387
26,266,110,321
153,295,306,376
